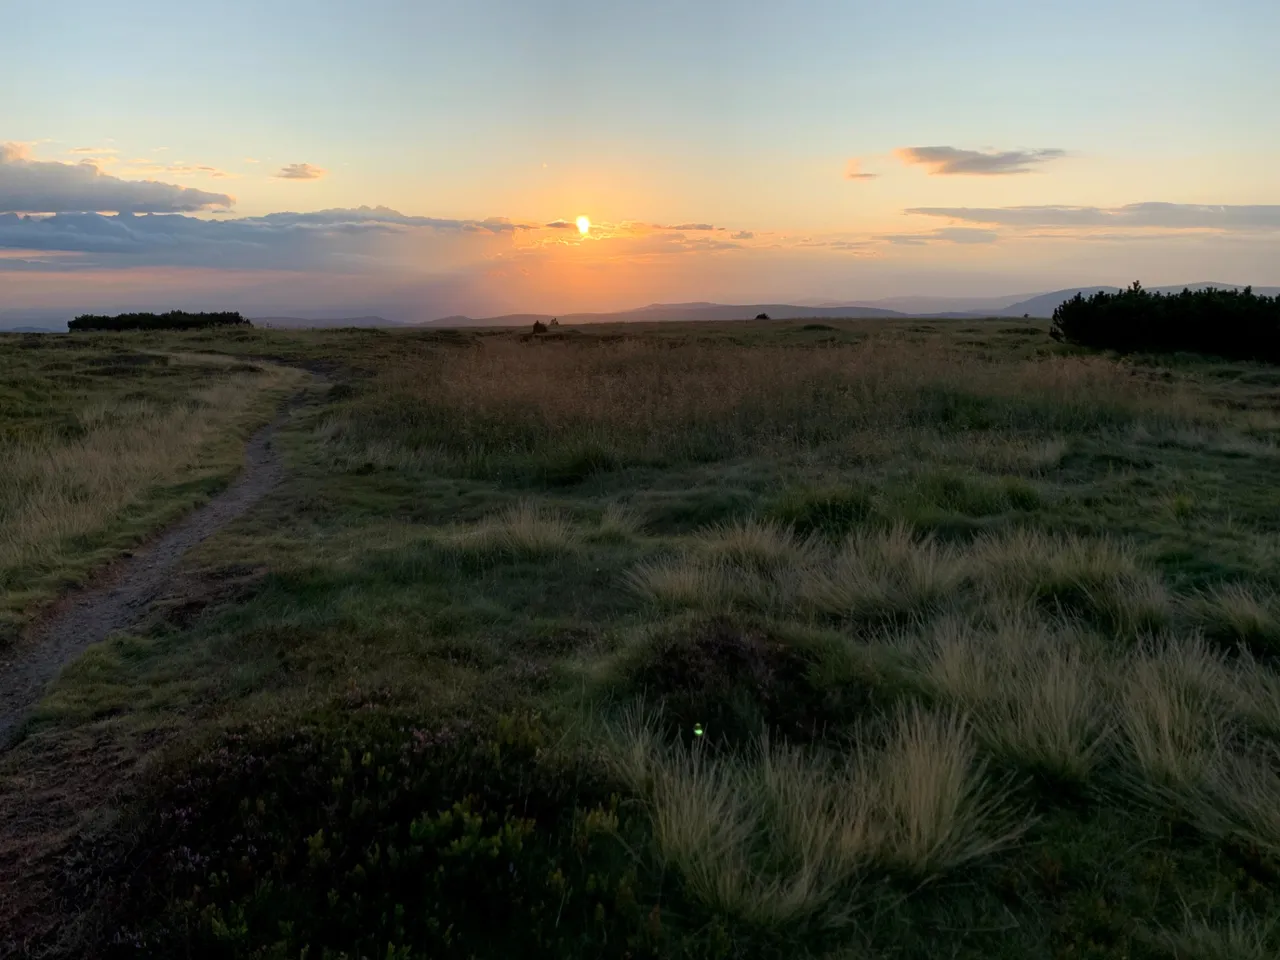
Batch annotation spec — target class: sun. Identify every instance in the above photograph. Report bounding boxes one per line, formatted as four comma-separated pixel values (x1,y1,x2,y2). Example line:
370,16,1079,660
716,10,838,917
576,215,590,235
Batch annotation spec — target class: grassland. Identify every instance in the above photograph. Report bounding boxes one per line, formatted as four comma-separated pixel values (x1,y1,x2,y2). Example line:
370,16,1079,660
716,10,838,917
0,338,304,642
3,319,1280,958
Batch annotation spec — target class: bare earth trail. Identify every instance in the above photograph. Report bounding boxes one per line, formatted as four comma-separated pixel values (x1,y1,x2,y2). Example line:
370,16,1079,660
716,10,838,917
0,408,289,749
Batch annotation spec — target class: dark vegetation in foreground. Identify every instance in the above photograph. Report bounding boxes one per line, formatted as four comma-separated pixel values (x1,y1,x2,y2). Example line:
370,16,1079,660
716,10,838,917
3,318,1280,959
1052,283,1280,362
68,311,252,332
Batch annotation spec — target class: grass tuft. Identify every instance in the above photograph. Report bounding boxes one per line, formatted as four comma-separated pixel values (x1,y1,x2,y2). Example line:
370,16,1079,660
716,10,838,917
973,528,1171,634
799,524,963,623
444,501,581,559
1188,583,1280,656
917,613,1108,782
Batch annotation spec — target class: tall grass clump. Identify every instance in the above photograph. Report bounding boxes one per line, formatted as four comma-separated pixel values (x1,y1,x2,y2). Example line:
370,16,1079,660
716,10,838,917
800,524,964,623
973,528,1171,635
694,518,820,572
1117,636,1230,796
916,613,1109,782
443,501,580,559
603,706,1028,928
1188,583,1280,656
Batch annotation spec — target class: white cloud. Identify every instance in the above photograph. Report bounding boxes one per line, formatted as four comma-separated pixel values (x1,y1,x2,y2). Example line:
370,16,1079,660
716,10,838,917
0,143,233,214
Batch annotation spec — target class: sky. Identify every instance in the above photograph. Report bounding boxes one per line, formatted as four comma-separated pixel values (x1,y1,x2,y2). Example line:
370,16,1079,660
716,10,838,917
3,0,1279,321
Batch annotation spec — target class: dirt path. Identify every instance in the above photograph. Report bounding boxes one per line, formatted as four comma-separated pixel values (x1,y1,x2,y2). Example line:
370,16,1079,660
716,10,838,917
0,409,289,749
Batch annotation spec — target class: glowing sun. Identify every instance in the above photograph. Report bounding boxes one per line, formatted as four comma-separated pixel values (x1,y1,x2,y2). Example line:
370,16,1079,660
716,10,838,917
576,215,590,235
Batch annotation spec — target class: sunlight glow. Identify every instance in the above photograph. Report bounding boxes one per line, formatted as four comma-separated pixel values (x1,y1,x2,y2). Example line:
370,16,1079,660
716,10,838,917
576,215,590,235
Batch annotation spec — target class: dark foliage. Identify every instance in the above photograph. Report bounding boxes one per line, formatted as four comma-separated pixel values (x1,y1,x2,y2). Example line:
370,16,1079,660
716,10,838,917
755,313,770,320
99,713,709,960
1051,283,1280,362
68,311,252,332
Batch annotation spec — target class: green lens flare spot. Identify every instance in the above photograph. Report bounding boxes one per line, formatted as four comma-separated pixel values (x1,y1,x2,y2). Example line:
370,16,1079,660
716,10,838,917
693,723,704,737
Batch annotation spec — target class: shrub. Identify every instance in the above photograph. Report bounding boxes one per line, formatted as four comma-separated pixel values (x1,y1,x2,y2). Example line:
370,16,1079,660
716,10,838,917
104,715,668,959
68,311,251,332
1050,283,1280,362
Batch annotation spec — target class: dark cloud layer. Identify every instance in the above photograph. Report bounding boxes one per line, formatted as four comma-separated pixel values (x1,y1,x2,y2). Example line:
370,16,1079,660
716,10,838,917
0,206,533,270
907,203,1280,229
896,146,1066,175
0,142,234,214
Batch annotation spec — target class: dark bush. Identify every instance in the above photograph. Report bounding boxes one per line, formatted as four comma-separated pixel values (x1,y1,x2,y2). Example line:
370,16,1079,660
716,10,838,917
100,713,685,959
1050,283,1280,362
68,311,251,332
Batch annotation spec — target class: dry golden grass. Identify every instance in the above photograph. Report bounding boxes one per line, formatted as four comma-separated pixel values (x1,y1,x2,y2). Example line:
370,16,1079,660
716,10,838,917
694,518,820,571
590,503,646,542
443,501,581,558
604,705,1029,926
973,528,1172,634
0,368,298,621
625,557,743,611
799,524,963,622
1188,583,1280,654
323,333,1225,474
916,612,1109,781
1117,636,1229,794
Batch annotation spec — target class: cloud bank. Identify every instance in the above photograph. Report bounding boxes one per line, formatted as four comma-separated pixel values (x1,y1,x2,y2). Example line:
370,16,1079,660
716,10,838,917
907,203,1280,230
896,146,1066,176
0,142,235,214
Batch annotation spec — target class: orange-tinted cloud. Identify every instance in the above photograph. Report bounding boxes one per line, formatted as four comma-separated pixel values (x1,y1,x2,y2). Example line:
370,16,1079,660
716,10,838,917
275,162,327,180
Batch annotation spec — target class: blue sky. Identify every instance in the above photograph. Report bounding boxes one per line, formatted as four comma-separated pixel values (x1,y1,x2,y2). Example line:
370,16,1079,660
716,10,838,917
3,0,1279,319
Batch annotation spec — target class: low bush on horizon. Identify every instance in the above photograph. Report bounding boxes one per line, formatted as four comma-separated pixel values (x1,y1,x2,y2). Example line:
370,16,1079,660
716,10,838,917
68,310,252,332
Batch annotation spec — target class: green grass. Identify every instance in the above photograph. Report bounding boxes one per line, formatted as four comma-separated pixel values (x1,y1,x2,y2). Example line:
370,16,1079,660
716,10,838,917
5,319,1280,959
0,337,303,641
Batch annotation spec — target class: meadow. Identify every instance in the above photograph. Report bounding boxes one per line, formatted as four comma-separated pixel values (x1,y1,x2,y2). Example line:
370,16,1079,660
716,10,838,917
3,318,1280,958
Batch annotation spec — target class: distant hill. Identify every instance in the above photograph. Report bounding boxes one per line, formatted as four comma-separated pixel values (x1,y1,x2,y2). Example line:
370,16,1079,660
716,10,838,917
993,284,1280,319
0,325,61,334
426,302,905,327
250,315,396,329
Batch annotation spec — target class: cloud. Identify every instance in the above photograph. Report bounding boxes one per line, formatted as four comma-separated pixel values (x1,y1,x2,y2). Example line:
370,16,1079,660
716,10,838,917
0,142,234,214
844,159,878,181
545,219,576,229
0,206,540,272
68,146,118,155
731,230,754,240
275,163,326,180
658,222,717,231
876,227,999,245
895,146,1066,176
906,202,1280,231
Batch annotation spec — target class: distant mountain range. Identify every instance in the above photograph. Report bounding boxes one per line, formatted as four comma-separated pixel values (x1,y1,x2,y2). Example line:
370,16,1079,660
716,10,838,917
423,283,1280,327
4,284,1279,332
